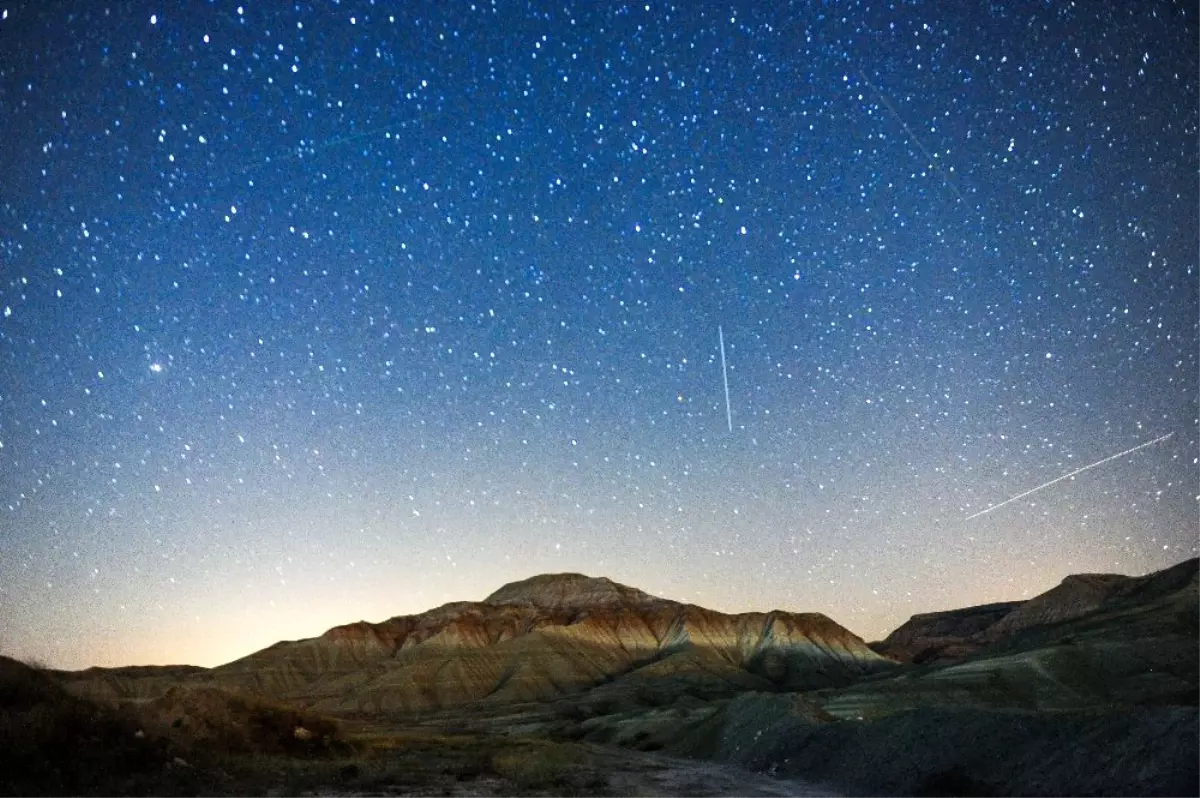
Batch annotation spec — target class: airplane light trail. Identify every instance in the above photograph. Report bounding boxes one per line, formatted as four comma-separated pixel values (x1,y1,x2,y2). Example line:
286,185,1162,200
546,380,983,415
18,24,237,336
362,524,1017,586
964,432,1174,521
718,325,732,432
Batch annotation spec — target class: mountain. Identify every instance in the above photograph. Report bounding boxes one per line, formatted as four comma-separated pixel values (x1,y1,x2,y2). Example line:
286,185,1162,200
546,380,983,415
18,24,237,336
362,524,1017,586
62,572,892,714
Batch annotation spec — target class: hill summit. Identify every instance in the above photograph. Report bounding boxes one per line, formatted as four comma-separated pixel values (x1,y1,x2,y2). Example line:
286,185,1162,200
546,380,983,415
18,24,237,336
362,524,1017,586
483,572,667,611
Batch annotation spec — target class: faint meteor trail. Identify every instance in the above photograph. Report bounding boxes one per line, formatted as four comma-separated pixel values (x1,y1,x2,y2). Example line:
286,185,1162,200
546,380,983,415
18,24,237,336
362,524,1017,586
857,71,971,209
964,433,1174,521
718,325,732,432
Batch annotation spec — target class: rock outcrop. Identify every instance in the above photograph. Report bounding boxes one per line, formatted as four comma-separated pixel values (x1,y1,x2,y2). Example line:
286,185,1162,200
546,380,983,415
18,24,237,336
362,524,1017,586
871,601,1022,663
979,557,1198,643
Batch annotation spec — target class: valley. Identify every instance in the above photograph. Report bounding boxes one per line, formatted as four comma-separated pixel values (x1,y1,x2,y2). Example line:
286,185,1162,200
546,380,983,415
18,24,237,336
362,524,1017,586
3,560,1196,796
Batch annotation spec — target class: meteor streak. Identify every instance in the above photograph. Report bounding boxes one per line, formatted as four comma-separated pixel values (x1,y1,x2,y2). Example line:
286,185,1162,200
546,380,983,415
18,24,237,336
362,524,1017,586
964,432,1173,521
857,71,970,209
718,325,732,432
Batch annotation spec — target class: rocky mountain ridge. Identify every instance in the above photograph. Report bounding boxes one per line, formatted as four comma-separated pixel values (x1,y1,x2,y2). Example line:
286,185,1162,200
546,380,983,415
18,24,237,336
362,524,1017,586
873,557,1199,663
62,572,891,714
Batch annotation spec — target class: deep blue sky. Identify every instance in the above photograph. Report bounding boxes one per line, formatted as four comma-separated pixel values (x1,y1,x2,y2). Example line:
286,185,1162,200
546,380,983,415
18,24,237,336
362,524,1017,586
1,1,1196,668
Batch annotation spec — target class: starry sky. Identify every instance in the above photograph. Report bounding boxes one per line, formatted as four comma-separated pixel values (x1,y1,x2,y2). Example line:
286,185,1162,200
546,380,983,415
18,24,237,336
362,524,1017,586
1,1,1196,670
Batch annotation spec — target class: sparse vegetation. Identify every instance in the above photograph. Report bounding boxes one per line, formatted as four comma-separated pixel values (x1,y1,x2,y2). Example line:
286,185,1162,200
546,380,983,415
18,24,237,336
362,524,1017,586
0,667,613,798
141,686,355,758
0,655,195,796
491,739,600,792
0,656,372,796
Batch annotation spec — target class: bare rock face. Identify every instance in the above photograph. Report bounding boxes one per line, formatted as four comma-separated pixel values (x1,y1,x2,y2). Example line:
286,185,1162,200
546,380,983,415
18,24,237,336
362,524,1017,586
59,573,893,715
815,559,1200,724
975,575,1126,642
873,558,1200,664
872,602,1022,663
980,558,1198,642
246,579,893,714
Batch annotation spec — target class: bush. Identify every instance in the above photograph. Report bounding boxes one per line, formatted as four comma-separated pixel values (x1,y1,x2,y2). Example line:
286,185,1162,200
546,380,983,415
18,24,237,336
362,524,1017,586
144,686,354,759
0,656,177,795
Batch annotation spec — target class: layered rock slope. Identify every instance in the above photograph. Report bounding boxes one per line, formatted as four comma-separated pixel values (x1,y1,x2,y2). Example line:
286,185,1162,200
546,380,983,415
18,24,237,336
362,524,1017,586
869,601,1022,663
825,558,1199,720
874,557,1199,664
63,573,891,714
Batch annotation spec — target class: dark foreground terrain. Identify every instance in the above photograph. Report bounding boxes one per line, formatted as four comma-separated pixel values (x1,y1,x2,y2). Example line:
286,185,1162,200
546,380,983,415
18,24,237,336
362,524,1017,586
6,558,1197,796
0,657,832,796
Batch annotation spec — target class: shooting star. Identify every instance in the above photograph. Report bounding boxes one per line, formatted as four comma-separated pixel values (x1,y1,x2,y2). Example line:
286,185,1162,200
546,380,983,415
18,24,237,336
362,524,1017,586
718,325,732,432
964,432,1174,521
857,71,970,209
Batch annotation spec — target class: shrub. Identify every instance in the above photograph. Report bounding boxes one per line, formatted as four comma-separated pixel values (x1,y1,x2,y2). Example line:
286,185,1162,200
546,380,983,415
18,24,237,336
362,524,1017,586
0,656,175,795
143,686,354,759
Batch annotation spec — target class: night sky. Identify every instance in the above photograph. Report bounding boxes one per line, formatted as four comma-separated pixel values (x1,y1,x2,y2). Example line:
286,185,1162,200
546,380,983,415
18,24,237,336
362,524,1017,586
1,2,1196,670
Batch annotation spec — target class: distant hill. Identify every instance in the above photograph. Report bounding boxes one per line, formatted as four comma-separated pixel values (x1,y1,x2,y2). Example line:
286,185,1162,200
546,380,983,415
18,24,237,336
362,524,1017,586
872,557,1199,665
868,601,1022,663
60,572,892,714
